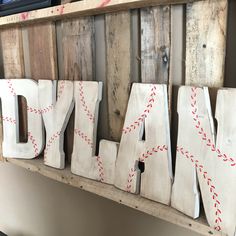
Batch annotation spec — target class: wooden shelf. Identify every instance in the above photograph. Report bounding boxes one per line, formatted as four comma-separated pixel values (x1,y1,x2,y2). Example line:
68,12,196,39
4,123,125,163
5,157,225,236
0,0,202,28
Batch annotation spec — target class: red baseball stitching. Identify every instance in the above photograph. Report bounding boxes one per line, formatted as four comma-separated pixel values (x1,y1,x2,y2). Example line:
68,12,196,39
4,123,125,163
177,146,222,231
7,79,16,96
97,0,111,8
96,156,105,182
44,131,61,160
28,131,39,157
78,81,95,123
74,128,93,149
1,116,39,157
190,87,236,167
6,79,65,115
126,145,168,192
1,116,16,124
122,85,157,134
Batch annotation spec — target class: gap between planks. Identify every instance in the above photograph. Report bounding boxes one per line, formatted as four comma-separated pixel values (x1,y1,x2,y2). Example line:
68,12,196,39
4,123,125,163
5,157,226,236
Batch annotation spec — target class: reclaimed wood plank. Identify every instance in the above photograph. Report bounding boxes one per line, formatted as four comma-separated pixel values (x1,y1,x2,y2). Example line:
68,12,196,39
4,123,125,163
140,6,170,84
0,27,25,160
105,11,132,141
61,17,95,161
185,0,228,87
1,28,24,78
0,0,203,28
27,22,58,80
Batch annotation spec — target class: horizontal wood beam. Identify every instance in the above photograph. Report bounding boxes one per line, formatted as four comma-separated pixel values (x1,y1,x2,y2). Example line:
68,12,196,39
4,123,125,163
6,157,225,236
0,0,203,28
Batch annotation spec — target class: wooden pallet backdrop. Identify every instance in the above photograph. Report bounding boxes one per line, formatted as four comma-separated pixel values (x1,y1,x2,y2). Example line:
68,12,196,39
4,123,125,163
0,0,230,235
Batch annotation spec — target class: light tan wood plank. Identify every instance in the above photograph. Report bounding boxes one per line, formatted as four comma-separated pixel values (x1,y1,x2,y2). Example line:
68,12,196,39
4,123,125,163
141,6,170,84
28,22,57,80
61,17,95,81
105,11,132,141
185,0,228,87
0,27,25,160
0,0,203,28
1,28,24,78
6,157,225,236
61,17,95,162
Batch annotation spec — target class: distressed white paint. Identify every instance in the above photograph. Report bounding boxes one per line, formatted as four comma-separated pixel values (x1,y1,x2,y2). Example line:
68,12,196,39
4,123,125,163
172,86,236,236
39,80,74,169
71,81,117,184
115,83,172,205
0,79,44,158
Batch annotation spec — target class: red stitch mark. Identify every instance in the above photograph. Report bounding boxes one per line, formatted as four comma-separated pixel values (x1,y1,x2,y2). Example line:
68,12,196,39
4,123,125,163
78,81,95,123
20,12,29,21
1,116,16,124
28,131,39,157
190,87,236,167
96,156,105,182
7,79,16,96
6,79,65,115
126,168,136,193
126,145,168,192
177,146,222,231
123,85,157,134
97,0,111,8
74,128,93,149
44,131,61,160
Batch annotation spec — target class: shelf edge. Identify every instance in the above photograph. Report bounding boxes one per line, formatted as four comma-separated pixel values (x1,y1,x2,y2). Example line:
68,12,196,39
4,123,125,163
5,157,226,236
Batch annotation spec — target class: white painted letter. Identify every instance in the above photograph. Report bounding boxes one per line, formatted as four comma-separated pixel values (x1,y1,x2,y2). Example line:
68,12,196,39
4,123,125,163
39,80,74,169
172,86,236,235
0,79,44,159
71,81,118,184
115,83,172,205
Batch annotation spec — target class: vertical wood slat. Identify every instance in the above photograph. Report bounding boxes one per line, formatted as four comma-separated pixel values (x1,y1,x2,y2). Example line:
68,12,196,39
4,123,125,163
185,0,228,87
27,22,58,80
61,17,95,161
0,28,25,160
1,28,25,78
105,12,132,142
141,6,170,84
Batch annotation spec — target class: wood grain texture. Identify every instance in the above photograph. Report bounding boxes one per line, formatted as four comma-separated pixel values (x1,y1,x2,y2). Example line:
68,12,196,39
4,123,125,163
28,22,58,80
0,0,203,28
1,28,24,78
6,157,226,236
141,6,170,84
105,11,132,141
0,27,25,160
61,17,95,161
61,17,95,81
185,0,228,87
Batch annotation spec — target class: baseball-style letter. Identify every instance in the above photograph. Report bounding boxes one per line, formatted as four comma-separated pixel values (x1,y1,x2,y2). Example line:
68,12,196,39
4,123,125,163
0,79,44,159
71,81,118,184
39,80,74,169
172,86,236,235
115,83,172,205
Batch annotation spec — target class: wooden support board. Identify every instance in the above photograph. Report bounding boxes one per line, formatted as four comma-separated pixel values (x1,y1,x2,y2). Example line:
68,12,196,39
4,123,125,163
185,0,228,87
0,0,202,28
27,22,58,80
141,6,170,84
6,157,226,236
61,17,95,161
0,27,25,159
105,11,132,141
